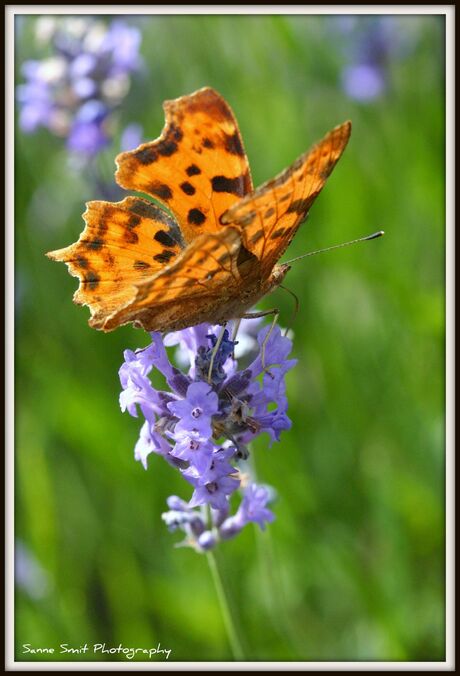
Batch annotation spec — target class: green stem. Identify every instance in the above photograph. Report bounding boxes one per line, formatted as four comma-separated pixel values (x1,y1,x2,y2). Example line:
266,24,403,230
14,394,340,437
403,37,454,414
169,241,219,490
206,551,244,661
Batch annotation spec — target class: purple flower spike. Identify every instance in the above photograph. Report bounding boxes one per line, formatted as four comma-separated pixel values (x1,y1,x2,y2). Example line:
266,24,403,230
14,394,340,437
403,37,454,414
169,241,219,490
119,319,295,552
17,17,142,157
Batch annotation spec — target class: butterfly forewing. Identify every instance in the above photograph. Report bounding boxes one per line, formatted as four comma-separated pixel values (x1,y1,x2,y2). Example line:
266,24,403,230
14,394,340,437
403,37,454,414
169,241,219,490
115,87,253,243
221,121,351,277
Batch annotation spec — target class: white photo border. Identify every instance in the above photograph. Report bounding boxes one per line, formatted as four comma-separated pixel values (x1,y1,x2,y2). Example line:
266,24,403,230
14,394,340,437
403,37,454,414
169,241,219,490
6,4,454,671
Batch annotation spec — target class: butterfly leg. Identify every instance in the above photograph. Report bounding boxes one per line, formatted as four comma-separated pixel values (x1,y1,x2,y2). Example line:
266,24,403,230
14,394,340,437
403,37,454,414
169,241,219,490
207,323,228,384
230,319,242,360
231,318,241,342
241,308,280,373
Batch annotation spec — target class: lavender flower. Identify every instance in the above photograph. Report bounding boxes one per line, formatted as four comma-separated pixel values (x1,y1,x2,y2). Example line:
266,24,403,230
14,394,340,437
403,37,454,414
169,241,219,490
120,122,143,152
119,321,296,551
17,17,142,156
341,64,385,102
219,484,276,539
331,16,421,102
15,540,50,600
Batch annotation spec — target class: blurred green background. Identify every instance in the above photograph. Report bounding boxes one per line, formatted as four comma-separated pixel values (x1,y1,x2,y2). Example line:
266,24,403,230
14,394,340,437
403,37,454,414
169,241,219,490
15,14,445,662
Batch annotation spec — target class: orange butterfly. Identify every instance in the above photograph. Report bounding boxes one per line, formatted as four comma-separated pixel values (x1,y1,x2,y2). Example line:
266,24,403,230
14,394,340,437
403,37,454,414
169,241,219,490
47,87,351,332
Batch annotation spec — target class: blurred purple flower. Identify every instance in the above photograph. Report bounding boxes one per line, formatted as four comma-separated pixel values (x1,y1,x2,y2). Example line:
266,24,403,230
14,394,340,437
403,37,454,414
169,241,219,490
120,122,144,152
101,20,142,72
342,64,385,102
330,16,411,103
16,18,142,156
120,321,295,551
15,540,50,600
220,484,276,539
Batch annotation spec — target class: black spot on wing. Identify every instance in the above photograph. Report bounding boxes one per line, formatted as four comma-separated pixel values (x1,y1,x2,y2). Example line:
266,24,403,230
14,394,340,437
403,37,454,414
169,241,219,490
188,209,206,226
224,131,245,156
157,139,178,157
128,199,163,220
154,230,177,248
180,181,196,196
186,164,201,176
84,271,100,290
169,123,183,142
211,175,246,196
153,250,176,264
202,137,214,149
319,159,336,179
135,147,157,165
97,215,109,235
86,238,103,251
127,214,141,229
149,182,173,201
286,196,315,215
134,260,151,270
250,230,264,244
124,230,139,244
124,198,185,248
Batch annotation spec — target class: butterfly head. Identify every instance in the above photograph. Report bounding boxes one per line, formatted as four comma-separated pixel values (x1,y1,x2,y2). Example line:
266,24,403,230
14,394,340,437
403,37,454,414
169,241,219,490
268,263,291,290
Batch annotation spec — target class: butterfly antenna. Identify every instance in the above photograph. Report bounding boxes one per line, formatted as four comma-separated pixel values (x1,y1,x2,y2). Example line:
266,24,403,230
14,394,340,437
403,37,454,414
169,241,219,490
284,230,384,266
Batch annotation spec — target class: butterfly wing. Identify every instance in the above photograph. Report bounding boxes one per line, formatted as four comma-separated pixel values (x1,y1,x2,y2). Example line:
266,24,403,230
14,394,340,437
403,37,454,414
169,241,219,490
220,121,351,276
115,87,253,243
47,89,351,334
99,226,243,332
47,86,253,332
47,196,186,324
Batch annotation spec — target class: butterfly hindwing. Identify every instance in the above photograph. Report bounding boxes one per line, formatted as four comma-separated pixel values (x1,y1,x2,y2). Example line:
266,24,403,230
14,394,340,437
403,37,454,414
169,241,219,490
101,227,243,332
47,196,186,326
220,121,352,276
115,87,253,243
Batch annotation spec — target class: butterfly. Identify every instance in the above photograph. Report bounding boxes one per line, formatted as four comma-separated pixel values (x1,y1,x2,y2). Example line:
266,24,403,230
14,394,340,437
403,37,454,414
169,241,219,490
47,87,351,332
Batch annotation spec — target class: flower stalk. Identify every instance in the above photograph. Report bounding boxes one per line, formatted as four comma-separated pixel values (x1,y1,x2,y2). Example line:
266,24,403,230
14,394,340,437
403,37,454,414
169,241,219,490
206,551,244,660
